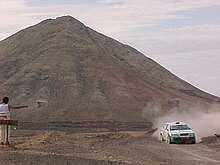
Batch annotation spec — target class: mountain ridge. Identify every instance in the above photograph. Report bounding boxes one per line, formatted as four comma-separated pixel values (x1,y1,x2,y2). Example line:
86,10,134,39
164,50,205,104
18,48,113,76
0,16,219,122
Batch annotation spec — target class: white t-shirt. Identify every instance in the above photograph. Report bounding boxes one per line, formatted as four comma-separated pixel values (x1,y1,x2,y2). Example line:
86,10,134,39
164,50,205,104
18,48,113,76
0,104,10,114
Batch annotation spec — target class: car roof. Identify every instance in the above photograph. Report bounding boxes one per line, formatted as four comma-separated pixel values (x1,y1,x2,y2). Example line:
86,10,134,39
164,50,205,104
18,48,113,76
166,121,187,126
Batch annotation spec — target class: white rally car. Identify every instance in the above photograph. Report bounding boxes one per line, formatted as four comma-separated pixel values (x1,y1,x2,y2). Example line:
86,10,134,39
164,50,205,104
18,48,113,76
160,121,196,144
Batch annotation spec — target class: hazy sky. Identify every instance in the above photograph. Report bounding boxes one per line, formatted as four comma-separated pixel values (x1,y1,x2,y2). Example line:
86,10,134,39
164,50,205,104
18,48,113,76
0,0,220,96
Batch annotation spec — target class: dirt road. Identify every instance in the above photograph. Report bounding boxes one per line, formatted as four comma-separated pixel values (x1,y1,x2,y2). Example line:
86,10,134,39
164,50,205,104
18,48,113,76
0,122,220,165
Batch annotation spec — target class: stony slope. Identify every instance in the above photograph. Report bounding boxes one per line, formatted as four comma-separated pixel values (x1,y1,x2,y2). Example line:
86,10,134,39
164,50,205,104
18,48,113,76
0,16,219,122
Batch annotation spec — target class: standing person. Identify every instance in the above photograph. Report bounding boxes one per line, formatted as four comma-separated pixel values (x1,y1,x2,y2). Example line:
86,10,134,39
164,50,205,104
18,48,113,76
0,96,28,145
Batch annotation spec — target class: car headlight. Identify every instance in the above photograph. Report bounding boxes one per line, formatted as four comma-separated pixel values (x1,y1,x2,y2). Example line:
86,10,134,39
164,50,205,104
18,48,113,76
189,133,195,137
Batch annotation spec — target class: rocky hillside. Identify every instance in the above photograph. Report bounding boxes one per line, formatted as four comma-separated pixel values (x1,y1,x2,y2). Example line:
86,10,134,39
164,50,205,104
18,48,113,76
0,16,219,122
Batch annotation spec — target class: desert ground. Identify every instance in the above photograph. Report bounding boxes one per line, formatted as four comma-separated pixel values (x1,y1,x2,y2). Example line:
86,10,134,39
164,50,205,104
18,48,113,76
0,121,219,165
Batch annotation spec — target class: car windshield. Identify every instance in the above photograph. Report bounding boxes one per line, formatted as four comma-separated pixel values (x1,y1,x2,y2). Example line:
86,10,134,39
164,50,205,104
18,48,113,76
170,124,190,130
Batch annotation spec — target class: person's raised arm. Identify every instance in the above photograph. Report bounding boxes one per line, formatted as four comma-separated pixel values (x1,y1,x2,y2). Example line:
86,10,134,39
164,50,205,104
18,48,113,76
9,105,28,110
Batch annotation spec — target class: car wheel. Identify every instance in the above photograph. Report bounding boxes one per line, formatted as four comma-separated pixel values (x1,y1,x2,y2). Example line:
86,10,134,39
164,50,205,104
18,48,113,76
192,139,196,144
167,135,172,144
160,134,165,141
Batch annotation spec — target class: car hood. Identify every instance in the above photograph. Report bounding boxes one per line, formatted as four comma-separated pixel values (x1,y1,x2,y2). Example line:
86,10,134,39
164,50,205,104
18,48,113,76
170,130,194,134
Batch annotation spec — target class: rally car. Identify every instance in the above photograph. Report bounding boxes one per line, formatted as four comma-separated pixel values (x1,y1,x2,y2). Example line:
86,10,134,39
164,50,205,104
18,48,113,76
159,121,196,144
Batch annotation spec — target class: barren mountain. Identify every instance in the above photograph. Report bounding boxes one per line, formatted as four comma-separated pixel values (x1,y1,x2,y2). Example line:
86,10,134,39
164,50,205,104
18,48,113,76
0,16,219,123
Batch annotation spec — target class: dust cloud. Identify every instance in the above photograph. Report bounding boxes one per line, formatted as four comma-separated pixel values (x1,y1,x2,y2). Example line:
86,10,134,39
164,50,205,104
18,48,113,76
151,105,220,142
